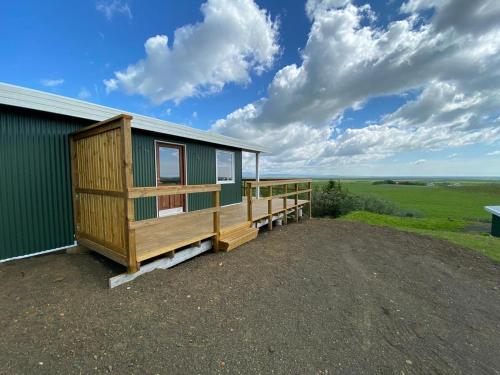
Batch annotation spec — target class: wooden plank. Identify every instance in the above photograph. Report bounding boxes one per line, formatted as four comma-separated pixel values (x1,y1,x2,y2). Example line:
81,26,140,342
129,198,310,263
283,184,288,225
130,207,220,229
248,179,312,187
246,184,253,222
76,231,126,255
268,186,273,230
295,183,299,222
78,237,128,266
74,128,123,191
137,232,215,262
128,184,221,198
220,221,252,236
259,189,312,200
77,194,126,250
109,240,212,288
71,114,131,138
72,119,125,141
213,190,220,252
120,116,138,273
75,187,125,197
220,227,258,252
128,228,138,273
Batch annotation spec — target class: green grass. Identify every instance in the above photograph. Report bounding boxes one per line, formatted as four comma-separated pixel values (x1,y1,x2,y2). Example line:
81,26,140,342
313,179,500,262
341,211,500,263
314,180,500,221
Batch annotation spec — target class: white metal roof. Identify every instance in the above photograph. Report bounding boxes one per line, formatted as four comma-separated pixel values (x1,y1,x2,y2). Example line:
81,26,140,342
0,82,270,153
485,206,500,216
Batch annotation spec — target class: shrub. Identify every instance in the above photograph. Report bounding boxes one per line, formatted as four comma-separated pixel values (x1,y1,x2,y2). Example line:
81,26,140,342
312,180,400,218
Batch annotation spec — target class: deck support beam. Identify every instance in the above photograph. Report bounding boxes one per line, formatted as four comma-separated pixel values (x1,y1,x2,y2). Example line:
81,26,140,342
109,240,212,288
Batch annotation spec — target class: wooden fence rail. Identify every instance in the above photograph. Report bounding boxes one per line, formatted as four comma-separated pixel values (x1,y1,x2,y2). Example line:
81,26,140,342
245,179,312,229
71,114,222,274
127,184,222,255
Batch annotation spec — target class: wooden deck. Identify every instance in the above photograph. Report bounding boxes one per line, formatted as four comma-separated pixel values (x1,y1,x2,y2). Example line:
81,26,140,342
70,114,313,284
134,198,308,262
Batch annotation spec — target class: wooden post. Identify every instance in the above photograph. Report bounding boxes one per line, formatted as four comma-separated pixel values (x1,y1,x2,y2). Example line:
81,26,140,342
255,152,260,199
121,115,139,273
283,184,288,225
294,183,299,222
268,186,273,230
308,181,313,219
246,183,253,223
213,190,220,252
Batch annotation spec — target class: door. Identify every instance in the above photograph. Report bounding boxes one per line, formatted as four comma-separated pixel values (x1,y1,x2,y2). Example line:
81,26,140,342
156,142,186,217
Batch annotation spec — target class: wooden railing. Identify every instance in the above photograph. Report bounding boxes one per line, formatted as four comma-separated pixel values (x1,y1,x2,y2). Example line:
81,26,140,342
127,184,222,256
71,114,222,274
245,179,312,229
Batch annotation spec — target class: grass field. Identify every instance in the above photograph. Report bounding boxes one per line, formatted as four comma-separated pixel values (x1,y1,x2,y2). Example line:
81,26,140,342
313,179,500,262
323,180,500,221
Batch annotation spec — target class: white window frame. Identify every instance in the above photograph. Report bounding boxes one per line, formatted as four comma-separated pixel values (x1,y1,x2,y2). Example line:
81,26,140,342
216,149,235,184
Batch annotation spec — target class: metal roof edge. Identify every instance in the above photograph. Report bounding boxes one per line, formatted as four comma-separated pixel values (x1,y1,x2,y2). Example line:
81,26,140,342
0,82,271,153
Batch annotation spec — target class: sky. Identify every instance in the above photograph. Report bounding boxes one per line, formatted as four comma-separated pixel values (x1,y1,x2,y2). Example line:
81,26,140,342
1,0,499,177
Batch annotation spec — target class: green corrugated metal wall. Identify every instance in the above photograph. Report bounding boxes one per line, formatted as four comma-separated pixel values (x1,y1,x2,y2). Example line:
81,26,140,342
0,105,91,261
492,214,500,237
132,129,242,220
0,106,243,261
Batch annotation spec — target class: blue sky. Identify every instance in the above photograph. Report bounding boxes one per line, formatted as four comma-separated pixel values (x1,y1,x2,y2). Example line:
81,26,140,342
1,0,499,176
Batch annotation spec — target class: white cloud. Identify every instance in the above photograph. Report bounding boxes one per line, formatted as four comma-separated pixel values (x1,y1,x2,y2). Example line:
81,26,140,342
96,0,132,20
41,78,64,87
487,150,500,156
104,0,279,104
192,111,198,119
448,153,460,159
411,159,427,165
213,0,500,175
78,87,91,100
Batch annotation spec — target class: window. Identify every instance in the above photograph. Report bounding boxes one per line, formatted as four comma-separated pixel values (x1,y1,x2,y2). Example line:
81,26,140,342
216,150,235,184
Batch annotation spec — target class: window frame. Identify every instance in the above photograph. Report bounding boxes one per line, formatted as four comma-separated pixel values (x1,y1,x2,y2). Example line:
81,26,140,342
215,149,236,184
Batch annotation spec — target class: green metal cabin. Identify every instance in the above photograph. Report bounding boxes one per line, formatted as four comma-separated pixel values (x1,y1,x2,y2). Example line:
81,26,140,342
0,83,268,262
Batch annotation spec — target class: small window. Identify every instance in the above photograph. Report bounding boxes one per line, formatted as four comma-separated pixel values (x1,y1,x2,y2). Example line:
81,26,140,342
216,150,235,184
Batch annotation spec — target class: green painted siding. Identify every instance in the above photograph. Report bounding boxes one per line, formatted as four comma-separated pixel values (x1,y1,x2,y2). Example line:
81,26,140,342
492,214,500,237
0,106,243,261
0,105,91,261
132,129,242,220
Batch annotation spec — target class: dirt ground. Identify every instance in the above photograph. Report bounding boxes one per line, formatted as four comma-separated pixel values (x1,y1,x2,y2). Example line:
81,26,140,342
1,219,499,375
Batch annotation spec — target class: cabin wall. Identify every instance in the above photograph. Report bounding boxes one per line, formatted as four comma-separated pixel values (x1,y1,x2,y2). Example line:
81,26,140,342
0,104,243,261
132,129,243,220
0,105,92,261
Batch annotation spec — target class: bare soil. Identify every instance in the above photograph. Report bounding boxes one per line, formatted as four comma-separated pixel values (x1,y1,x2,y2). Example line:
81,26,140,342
1,219,499,374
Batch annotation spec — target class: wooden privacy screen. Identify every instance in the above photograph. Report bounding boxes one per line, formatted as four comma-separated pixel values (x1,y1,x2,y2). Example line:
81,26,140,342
70,115,137,272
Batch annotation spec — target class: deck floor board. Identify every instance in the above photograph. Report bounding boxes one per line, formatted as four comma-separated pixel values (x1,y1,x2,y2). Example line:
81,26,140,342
135,198,308,260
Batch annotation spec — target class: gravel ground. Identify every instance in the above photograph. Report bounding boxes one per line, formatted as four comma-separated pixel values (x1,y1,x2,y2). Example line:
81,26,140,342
1,219,499,374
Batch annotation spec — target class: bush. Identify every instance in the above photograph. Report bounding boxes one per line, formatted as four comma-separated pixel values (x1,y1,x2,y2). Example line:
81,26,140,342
372,179,396,185
312,180,400,218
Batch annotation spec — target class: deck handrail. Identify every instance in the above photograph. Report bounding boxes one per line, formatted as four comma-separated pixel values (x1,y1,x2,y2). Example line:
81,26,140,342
127,184,220,198
247,178,312,187
127,184,221,252
245,179,312,227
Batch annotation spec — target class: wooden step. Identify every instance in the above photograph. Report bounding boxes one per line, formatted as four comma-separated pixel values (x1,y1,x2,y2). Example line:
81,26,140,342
219,227,258,252
220,221,252,237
